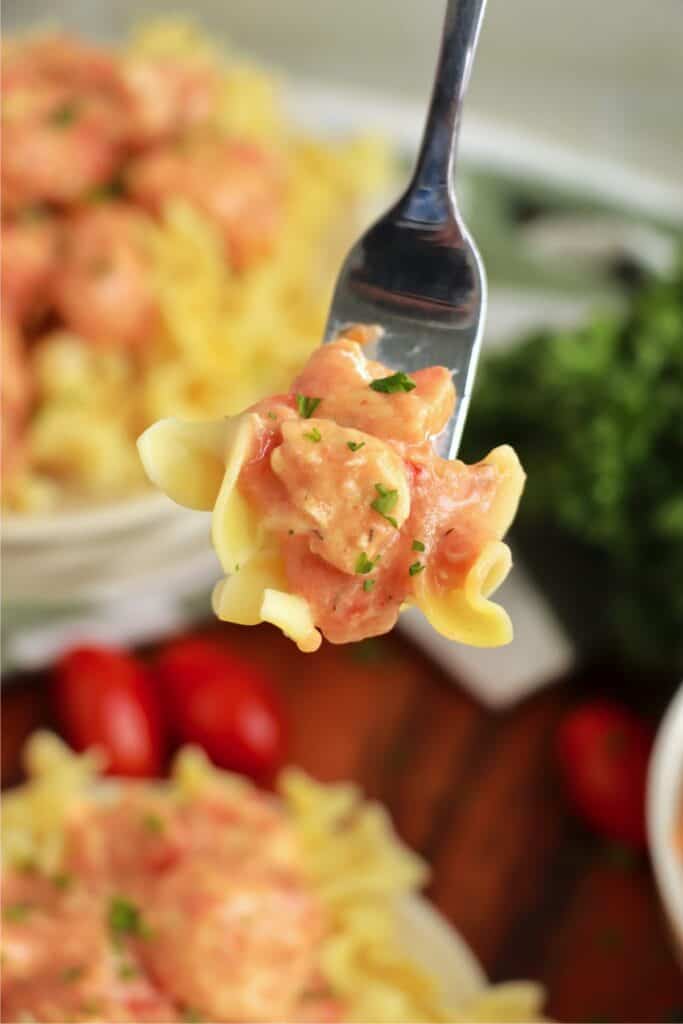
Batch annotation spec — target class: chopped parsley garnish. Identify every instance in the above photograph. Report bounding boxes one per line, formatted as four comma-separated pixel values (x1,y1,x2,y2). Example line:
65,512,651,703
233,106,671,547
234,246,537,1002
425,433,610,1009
347,440,365,452
295,394,321,418
412,539,425,552
142,813,163,835
267,410,277,420
53,872,73,890
49,102,78,127
371,483,398,528
108,897,149,943
62,965,86,984
369,372,416,394
362,578,375,592
355,552,377,575
3,902,33,922
117,962,140,981
303,427,321,442
409,561,425,576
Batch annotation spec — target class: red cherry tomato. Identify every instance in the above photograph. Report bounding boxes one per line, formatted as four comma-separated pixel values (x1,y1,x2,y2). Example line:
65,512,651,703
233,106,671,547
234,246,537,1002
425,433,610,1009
53,645,166,777
156,635,287,783
556,700,654,848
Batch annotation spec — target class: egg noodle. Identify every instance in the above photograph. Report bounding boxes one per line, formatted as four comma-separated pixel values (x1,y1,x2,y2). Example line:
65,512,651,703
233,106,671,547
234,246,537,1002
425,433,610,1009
139,409,524,652
4,19,391,513
2,732,545,1023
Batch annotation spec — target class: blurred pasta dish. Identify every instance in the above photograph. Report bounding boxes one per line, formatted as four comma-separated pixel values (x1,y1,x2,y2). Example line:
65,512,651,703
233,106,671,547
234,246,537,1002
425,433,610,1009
1,20,389,514
1,732,545,1022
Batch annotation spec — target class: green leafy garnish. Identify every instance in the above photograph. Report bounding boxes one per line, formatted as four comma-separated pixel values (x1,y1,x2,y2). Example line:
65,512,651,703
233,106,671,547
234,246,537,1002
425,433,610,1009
347,440,365,452
371,483,398,528
303,427,322,442
3,903,34,922
463,256,683,672
108,897,149,944
362,578,375,592
370,372,416,394
53,872,73,891
267,410,277,420
117,962,140,981
49,102,78,127
62,965,86,984
142,813,163,835
409,561,425,576
296,394,321,418
412,539,425,552
355,552,377,574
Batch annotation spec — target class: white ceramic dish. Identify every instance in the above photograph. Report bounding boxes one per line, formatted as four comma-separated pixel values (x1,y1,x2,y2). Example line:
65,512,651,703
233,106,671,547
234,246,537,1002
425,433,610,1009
398,894,486,1005
647,683,683,964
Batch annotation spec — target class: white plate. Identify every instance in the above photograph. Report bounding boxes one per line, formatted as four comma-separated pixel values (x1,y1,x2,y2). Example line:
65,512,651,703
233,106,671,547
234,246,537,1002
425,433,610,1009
398,895,486,1005
647,683,683,964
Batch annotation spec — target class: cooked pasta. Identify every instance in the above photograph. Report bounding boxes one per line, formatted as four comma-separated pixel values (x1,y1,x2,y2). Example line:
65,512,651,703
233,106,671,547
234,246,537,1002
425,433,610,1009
139,329,525,650
2,20,391,512
1,733,545,1023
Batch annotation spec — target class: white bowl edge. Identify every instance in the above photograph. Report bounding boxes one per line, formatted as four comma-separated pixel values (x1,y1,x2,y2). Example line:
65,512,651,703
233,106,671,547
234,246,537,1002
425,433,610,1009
647,682,683,961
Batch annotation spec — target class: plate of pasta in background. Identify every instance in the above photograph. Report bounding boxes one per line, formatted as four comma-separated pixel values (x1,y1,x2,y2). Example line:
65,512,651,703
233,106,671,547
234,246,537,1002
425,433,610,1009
1,731,546,1023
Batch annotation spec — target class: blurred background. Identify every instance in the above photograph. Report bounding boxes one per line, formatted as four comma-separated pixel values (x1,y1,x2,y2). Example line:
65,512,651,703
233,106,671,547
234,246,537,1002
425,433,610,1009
2,2,683,1021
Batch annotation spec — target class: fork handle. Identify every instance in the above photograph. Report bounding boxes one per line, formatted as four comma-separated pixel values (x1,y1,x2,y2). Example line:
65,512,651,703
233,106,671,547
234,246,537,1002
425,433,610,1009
404,0,487,222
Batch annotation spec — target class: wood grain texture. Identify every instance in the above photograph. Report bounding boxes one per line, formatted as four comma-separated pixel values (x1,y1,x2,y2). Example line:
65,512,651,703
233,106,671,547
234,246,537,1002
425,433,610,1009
2,621,682,1021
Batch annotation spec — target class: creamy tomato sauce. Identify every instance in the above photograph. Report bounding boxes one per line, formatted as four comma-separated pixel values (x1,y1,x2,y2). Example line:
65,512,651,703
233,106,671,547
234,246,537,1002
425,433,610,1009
1,785,343,1023
238,330,514,644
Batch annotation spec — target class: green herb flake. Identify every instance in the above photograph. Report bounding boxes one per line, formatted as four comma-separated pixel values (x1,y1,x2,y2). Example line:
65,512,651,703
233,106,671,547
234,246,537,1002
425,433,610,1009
117,962,140,981
142,813,164,835
347,440,365,452
355,552,377,575
295,394,321,419
49,102,78,128
53,872,73,891
303,427,322,442
411,539,425,552
3,902,34,922
79,999,101,1018
108,897,149,944
409,561,425,576
371,483,399,528
62,965,86,984
362,578,375,592
267,410,277,420
369,372,416,394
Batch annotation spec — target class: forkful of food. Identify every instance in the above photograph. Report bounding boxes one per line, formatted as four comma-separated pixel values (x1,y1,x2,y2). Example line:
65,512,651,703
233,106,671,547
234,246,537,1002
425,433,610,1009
139,0,526,654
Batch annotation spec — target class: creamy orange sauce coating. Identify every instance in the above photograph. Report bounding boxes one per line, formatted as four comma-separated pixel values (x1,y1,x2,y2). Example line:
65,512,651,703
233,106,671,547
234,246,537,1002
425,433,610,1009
1,786,343,1023
238,333,512,644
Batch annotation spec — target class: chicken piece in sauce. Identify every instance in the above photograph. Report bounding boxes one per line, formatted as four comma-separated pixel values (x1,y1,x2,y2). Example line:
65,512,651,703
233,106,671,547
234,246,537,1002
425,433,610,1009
122,56,219,146
1,218,60,326
1,319,32,480
1,784,342,1022
128,139,285,270
2,36,131,214
53,204,158,349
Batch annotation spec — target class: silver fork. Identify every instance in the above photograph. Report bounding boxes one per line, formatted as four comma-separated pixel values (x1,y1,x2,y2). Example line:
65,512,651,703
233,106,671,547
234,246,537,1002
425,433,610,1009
324,0,487,460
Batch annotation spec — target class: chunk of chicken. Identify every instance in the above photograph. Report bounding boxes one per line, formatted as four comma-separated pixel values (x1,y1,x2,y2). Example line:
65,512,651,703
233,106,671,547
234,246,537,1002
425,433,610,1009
53,204,158,348
141,857,324,1022
1,319,32,479
122,56,219,145
1,35,130,214
1,217,60,325
128,139,284,270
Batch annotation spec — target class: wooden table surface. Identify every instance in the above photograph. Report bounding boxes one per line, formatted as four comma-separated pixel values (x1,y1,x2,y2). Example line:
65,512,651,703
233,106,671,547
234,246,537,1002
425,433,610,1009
3,622,682,1023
